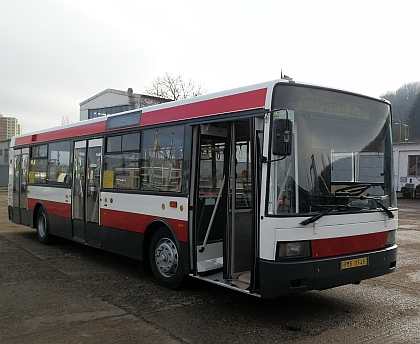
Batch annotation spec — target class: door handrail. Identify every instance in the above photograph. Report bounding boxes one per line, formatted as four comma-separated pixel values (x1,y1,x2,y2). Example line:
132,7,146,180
199,176,225,253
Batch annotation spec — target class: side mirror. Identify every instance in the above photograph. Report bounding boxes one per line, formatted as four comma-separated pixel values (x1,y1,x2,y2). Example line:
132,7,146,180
272,118,292,156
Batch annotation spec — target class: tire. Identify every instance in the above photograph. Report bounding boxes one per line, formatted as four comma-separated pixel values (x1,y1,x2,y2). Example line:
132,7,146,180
149,227,184,289
35,208,55,245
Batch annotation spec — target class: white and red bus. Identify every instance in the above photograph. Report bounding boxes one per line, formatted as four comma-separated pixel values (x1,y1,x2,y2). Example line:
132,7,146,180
9,79,398,298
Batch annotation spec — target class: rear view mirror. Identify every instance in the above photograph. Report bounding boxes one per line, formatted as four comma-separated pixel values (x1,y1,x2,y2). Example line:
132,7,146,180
272,118,292,156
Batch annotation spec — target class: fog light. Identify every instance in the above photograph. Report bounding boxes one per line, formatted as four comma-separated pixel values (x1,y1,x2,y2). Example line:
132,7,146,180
276,241,311,260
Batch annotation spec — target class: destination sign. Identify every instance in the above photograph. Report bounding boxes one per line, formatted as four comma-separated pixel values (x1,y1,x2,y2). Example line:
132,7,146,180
297,98,371,120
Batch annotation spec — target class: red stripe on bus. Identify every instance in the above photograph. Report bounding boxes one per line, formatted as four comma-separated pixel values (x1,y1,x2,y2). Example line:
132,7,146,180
140,88,268,126
13,88,267,146
311,232,388,259
100,208,188,242
15,121,107,146
28,198,71,218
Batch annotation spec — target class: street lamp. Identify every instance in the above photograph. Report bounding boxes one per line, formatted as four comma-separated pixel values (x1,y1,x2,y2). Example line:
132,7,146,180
395,119,402,142
403,123,409,141
394,120,409,142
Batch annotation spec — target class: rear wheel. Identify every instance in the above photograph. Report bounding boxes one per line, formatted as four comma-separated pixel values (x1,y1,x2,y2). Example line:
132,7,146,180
149,227,184,289
36,208,55,245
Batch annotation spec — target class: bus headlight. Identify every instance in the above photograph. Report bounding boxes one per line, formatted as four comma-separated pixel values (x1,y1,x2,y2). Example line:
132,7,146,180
386,230,396,247
276,241,311,260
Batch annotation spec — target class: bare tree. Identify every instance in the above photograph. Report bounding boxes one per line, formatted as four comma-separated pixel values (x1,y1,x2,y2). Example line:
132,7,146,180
145,72,206,101
61,115,71,125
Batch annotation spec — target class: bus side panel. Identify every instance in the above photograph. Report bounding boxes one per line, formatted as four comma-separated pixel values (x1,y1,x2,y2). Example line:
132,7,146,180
28,187,73,240
8,206,13,223
98,225,190,274
20,208,31,227
49,214,73,240
8,207,17,224
100,193,189,243
100,225,144,260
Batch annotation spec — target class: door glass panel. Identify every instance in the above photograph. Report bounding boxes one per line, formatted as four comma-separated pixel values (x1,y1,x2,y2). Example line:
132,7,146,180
197,136,226,244
13,151,21,209
195,125,228,274
20,154,28,209
230,122,253,276
86,141,101,223
234,124,252,209
73,143,86,221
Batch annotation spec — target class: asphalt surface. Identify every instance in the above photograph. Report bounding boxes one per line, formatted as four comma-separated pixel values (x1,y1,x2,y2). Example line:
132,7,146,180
1,190,419,343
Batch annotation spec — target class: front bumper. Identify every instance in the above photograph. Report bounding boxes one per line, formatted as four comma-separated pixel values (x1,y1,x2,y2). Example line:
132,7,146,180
258,245,397,298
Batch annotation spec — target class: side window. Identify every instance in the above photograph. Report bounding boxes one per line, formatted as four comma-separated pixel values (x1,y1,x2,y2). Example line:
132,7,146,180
48,141,71,184
103,132,141,190
29,144,48,184
107,136,122,152
408,155,420,176
140,126,184,192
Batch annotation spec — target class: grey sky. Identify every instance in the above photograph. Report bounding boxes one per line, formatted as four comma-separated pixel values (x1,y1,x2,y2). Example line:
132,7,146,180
1,0,418,134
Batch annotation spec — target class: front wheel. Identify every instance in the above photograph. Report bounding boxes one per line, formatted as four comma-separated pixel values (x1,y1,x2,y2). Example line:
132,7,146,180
149,227,184,289
36,208,55,245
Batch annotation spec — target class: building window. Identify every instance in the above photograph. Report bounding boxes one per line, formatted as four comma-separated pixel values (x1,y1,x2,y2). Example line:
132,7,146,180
408,155,420,176
88,105,131,119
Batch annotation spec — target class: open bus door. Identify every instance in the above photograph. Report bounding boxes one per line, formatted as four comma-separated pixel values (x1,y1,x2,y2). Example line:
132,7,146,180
192,119,261,292
72,139,102,246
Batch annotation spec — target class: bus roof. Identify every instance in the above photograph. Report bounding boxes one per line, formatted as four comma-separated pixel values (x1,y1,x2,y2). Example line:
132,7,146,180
11,79,386,147
12,80,279,147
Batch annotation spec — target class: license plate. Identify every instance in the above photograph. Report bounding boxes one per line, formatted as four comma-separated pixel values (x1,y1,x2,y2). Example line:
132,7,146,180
341,257,368,270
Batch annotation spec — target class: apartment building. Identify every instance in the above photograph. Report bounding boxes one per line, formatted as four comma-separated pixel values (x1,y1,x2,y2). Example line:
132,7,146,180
0,114,21,141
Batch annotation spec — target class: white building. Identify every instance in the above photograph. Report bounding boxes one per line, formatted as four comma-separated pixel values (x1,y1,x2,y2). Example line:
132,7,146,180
0,114,21,141
0,139,10,186
80,88,170,121
393,141,420,194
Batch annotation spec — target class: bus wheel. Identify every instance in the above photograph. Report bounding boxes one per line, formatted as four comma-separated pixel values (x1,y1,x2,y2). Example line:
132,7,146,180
36,208,54,245
149,227,184,289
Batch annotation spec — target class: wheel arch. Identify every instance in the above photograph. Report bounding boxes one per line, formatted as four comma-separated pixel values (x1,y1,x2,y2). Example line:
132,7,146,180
32,202,47,228
143,218,179,264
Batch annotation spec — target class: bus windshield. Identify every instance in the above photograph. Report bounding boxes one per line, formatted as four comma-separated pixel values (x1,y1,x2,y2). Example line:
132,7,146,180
268,84,396,215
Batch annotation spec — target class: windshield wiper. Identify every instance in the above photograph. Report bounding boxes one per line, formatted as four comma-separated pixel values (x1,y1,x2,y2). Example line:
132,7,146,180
300,197,394,226
300,205,363,226
300,206,336,226
359,195,394,218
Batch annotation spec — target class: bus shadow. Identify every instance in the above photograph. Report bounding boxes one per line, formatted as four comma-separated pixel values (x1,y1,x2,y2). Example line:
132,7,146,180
19,229,365,335
141,277,366,342
181,276,363,322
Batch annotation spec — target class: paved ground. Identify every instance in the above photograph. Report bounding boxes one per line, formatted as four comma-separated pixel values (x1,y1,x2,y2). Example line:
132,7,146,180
1,189,419,343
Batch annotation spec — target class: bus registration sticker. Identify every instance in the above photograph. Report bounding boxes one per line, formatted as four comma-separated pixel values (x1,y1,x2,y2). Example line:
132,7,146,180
340,257,368,270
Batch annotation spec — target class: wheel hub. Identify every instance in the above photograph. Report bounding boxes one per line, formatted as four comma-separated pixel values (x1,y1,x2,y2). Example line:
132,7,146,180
37,213,46,238
154,238,179,278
